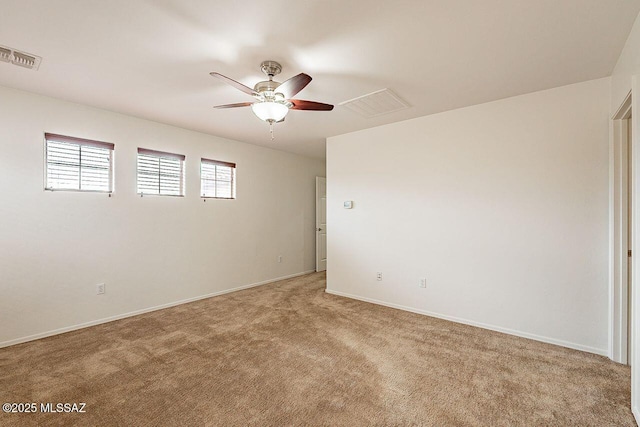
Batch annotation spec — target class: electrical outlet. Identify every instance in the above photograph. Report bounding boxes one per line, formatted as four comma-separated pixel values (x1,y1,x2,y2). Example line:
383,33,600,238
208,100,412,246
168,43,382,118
376,272,383,281
278,255,282,263
96,283,105,295
419,278,427,288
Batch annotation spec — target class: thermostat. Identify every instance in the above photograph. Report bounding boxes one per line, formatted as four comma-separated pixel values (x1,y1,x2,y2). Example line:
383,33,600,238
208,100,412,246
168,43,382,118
343,201,353,209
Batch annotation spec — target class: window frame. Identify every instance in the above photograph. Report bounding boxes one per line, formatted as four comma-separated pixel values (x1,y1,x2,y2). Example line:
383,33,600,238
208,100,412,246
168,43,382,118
200,158,236,200
136,147,186,197
44,133,115,193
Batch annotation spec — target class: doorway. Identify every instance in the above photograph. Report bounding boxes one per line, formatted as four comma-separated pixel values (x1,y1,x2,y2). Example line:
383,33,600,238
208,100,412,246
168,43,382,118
612,92,633,365
316,177,327,272
628,112,634,365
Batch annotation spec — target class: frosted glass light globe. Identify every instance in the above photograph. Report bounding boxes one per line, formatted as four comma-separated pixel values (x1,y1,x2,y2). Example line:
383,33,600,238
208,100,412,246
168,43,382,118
251,101,289,122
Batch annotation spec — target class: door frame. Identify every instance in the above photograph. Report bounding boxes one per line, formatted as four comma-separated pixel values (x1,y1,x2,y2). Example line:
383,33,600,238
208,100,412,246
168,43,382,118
611,90,633,365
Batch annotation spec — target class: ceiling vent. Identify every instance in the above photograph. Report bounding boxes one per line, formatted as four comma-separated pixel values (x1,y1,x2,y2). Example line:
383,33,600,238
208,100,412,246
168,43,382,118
339,88,410,118
0,45,41,70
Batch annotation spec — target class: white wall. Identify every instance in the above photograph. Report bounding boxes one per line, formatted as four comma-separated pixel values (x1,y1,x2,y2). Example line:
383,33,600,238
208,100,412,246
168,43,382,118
326,78,610,355
612,12,640,113
0,85,325,346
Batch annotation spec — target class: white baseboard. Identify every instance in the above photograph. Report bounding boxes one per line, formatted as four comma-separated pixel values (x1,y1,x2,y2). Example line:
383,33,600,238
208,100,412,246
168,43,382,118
1,270,315,349
325,289,607,357
634,404,639,426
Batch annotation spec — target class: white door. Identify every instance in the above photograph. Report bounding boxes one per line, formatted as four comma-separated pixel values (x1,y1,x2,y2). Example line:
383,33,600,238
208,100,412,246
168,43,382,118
316,177,327,272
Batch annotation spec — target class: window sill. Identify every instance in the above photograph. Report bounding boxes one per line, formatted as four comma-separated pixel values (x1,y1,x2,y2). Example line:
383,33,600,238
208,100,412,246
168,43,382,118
45,188,113,194
201,196,235,200
138,193,185,198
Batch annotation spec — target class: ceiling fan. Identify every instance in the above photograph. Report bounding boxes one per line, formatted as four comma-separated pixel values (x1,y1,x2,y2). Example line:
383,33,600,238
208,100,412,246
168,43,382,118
210,60,333,139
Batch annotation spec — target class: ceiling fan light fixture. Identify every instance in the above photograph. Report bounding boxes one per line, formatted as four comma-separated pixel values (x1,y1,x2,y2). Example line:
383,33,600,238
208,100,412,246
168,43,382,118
211,60,334,137
251,101,289,122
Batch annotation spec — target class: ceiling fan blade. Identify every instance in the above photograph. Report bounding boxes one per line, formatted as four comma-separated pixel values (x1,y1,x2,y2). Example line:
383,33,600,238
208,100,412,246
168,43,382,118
213,102,254,109
290,99,334,111
276,73,312,99
210,72,259,97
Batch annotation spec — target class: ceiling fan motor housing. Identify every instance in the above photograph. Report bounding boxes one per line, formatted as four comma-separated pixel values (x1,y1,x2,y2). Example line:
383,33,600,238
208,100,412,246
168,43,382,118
255,61,286,98
254,80,280,94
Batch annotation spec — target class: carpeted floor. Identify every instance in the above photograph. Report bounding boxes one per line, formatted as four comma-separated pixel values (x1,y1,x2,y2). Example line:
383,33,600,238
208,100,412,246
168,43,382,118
0,272,635,426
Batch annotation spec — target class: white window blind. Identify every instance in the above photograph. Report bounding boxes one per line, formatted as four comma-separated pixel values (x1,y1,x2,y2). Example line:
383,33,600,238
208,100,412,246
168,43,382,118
45,133,114,192
201,158,236,199
137,148,185,196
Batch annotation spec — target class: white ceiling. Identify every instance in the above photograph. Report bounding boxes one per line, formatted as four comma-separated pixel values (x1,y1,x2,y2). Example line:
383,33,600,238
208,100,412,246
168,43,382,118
1,0,639,158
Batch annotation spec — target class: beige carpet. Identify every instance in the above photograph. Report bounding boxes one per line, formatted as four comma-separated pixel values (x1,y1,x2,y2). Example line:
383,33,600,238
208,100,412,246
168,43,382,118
0,272,634,426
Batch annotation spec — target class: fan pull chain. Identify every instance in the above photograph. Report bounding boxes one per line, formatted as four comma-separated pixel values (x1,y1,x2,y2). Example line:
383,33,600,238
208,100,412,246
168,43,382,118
269,121,274,141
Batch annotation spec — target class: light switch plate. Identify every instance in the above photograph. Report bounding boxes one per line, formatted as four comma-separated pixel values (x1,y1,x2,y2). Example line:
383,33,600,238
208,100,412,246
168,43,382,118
344,201,353,209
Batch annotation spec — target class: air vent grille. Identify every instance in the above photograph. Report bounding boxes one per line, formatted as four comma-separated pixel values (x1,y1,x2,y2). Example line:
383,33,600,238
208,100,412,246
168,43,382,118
339,88,410,118
0,44,41,70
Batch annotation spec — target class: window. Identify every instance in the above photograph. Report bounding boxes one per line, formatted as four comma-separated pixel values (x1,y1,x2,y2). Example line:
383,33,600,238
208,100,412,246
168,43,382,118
45,133,114,192
137,148,185,196
201,158,236,199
